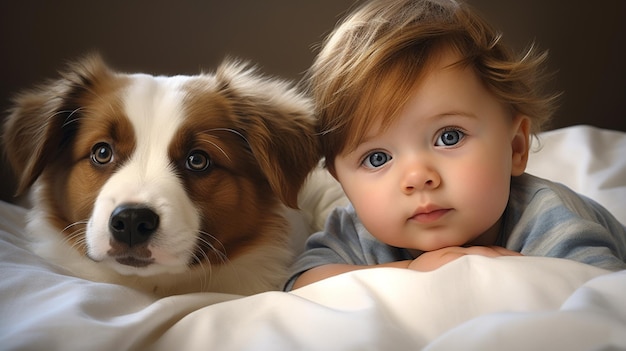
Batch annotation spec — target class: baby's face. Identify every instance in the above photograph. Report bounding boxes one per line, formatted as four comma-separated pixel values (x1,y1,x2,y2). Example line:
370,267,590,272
334,48,530,251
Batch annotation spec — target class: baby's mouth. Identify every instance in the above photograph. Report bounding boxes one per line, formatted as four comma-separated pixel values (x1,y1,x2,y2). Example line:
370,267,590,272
410,208,451,223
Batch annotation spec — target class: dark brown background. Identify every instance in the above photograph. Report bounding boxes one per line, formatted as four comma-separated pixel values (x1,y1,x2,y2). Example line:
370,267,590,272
1,0,624,202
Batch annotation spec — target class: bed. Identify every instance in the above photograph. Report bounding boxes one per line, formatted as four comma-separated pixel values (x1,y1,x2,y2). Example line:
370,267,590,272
1,125,625,350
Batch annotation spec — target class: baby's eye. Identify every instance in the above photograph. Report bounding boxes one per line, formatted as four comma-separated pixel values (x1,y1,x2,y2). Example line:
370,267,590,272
362,151,392,169
435,129,465,147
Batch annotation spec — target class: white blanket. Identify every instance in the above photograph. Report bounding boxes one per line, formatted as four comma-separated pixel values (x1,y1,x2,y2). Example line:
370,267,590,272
1,125,625,350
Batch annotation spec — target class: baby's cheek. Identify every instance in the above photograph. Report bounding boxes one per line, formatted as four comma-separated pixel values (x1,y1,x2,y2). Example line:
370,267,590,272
461,168,510,221
354,201,393,240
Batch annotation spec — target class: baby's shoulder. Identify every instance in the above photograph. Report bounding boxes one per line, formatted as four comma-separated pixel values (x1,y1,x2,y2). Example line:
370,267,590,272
511,173,582,203
510,173,623,229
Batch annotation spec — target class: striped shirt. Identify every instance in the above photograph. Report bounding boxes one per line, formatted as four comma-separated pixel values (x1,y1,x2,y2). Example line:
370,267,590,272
284,173,626,291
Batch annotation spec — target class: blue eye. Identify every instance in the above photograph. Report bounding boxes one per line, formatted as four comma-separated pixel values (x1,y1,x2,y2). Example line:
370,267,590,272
435,129,464,147
363,151,391,168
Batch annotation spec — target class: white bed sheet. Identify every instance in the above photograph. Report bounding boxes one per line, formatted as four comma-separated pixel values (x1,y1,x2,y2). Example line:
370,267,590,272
1,125,625,350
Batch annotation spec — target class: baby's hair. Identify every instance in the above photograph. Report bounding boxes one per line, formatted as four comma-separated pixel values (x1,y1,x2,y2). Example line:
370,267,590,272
306,0,559,173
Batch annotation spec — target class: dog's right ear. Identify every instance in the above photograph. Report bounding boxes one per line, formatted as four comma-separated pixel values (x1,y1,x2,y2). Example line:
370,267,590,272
214,61,321,209
2,53,113,196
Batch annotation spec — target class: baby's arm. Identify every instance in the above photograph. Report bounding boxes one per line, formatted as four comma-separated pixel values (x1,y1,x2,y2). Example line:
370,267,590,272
292,260,412,289
292,246,522,289
408,246,522,271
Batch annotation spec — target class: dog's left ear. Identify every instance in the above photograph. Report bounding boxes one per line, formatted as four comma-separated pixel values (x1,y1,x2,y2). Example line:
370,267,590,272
2,53,114,196
217,62,320,209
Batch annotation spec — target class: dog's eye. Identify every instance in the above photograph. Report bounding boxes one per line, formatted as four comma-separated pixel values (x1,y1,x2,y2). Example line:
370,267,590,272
186,150,211,172
91,143,113,164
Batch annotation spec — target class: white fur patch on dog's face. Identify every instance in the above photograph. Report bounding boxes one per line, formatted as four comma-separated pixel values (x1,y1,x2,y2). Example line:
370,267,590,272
86,74,201,276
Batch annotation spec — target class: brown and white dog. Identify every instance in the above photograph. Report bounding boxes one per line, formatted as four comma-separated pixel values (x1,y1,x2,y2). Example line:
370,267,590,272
2,54,319,296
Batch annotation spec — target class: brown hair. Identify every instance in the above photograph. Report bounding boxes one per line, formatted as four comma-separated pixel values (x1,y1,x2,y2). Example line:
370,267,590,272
306,0,559,173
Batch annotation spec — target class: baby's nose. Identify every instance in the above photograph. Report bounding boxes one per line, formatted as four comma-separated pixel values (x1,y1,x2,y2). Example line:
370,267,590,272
401,165,441,194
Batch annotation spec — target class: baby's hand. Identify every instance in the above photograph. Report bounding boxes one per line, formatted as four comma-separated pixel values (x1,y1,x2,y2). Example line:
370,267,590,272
407,246,522,272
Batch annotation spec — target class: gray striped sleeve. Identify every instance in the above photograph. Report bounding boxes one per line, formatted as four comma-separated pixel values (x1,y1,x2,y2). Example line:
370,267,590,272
503,174,626,270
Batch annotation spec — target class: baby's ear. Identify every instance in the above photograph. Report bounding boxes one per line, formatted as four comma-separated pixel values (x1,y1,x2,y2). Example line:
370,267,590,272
216,61,320,209
511,115,531,176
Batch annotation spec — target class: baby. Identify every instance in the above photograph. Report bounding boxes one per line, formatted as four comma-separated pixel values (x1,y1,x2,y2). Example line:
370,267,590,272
285,0,626,290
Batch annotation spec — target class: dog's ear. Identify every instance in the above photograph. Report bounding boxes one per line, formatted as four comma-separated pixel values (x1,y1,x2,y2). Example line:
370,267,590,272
2,53,113,196
216,61,320,209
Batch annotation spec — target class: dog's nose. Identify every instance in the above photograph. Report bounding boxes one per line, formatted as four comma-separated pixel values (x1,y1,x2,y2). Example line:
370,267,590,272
109,204,160,247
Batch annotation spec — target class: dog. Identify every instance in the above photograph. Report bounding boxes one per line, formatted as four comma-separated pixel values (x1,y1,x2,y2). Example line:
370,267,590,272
2,54,319,296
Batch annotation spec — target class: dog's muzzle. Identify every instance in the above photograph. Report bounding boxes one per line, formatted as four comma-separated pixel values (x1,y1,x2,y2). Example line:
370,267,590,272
108,204,159,267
